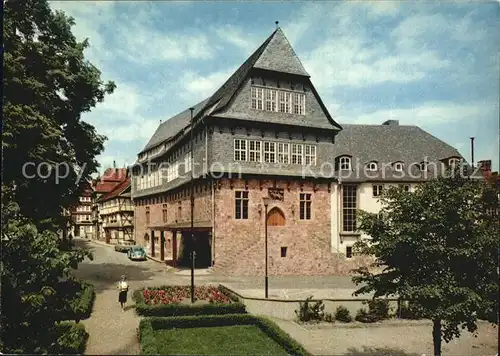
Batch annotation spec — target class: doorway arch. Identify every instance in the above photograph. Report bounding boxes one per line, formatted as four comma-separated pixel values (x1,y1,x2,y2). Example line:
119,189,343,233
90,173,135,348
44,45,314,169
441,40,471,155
267,207,285,226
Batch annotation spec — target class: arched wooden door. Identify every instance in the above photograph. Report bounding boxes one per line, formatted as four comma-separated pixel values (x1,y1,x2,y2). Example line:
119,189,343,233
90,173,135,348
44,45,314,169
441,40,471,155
267,207,285,226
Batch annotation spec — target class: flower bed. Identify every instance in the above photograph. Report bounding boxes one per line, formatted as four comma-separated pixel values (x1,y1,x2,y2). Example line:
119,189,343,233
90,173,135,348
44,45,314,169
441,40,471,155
134,285,246,317
142,285,232,305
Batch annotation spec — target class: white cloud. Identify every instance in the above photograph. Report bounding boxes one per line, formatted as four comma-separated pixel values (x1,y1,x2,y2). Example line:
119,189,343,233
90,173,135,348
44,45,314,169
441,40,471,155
99,118,159,143
117,22,214,63
351,102,493,126
178,67,237,101
214,24,259,52
95,154,133,171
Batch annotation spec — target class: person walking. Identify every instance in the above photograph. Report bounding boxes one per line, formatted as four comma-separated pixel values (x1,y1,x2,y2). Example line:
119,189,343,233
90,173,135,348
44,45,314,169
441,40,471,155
117,275,129,311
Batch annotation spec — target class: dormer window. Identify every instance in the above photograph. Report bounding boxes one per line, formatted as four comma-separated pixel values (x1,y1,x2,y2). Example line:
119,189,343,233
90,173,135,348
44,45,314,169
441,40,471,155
339,156,351,170
366,162,378,171
393,162,404,172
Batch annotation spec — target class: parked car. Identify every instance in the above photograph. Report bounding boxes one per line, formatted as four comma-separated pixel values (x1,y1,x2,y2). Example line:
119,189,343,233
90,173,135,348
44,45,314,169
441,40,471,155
114,240,135,252
127,246,147,261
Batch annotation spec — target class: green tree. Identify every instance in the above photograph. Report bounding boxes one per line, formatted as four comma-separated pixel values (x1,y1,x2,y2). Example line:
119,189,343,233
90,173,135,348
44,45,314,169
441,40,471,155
1,189,93,353
351,167,499,356
3,0,115,232
1,0,114,351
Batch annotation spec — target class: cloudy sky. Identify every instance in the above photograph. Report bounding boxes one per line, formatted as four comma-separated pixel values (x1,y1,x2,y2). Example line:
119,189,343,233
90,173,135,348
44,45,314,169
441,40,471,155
50,1,499,172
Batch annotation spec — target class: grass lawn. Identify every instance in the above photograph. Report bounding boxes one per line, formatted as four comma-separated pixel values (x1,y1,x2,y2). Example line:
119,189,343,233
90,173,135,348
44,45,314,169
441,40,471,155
154,325,290,355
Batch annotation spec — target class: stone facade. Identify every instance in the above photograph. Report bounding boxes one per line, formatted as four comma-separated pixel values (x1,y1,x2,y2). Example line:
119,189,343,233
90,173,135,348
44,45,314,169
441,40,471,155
212,178,340,276
134,180,213,260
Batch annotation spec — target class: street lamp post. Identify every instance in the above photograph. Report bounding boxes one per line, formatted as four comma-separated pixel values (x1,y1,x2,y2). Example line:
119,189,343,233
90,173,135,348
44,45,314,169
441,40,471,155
263,197,270,299
189,107,195,304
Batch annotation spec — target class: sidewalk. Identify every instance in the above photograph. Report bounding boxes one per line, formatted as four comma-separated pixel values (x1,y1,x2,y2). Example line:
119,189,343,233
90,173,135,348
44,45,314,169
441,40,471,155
270,318,497,356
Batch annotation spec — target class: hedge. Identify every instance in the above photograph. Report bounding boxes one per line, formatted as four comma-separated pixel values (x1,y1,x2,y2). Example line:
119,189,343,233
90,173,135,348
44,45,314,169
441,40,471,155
139,314,311,356
51,321,89,354
60,281,96,322
133,285,246,317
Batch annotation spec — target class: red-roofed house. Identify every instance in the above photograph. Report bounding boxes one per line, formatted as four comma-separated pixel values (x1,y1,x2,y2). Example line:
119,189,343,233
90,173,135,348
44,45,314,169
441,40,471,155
91,166,130,241
96,178,134,244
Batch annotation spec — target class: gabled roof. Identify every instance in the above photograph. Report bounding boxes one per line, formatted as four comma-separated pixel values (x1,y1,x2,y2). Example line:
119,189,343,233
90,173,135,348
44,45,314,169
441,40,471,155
100,168,127,182
332,123,464,181
253,28,309,76
94,181,119,193
98,178,131,202
141,99,209,153
140,27,337,155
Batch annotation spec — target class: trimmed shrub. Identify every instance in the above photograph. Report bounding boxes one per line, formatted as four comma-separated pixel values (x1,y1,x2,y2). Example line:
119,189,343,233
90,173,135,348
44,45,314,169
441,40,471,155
334,306,352,323
59,281,95,322
50,321,89,354
355,308,378,323
398,301,422,320
139,314,311,356
295,296,325,322
133,285,246,317
366,299,390,320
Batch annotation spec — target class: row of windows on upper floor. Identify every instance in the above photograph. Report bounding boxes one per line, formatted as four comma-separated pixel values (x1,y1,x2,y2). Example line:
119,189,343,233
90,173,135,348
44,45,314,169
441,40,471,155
250,86,306,115
234,139,316,165
135,181,212,206
136,155,192,191
337,156,462,172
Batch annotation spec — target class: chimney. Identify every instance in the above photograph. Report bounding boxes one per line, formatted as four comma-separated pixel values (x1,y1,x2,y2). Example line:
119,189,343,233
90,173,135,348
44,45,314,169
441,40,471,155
275,21,279,29
382,120,399,126
113,160,116,168
470,137,475,168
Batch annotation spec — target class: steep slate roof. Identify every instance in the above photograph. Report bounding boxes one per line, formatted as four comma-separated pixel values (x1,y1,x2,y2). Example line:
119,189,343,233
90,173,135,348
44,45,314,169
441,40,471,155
141,99,209,152
140,27,336,154
332,123,463,182
253,28,309,76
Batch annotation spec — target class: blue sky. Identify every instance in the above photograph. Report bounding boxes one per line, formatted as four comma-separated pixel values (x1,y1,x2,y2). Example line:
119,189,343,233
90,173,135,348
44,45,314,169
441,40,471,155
50,1,499,172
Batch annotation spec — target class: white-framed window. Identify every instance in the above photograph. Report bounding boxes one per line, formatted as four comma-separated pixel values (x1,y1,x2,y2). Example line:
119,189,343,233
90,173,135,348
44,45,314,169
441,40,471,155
291,144,303,165
403,184,411,192
304,145,316,165
248,140,261,162
394,162,404,172
277,143,290,164
234,139,247,161
448,158,460,168
263,142,276,163
367,162,378,171
372,184,384,197
342,185,357,232
167,162,178,182
264,88,277,112
339,156,351,170
251,87,264,110
184,154,192,172
278,91,292,113
293,92,305,115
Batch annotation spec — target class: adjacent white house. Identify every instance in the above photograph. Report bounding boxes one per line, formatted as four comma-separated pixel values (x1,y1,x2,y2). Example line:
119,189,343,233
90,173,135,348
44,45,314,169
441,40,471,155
329,121,464,258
